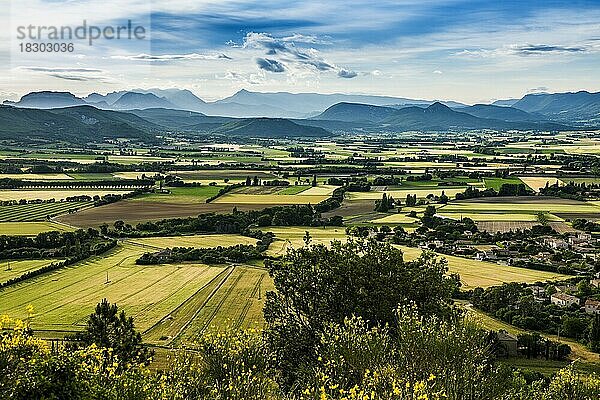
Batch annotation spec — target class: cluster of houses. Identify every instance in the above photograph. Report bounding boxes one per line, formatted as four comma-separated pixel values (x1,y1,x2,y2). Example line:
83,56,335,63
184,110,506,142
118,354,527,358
468,232,598,270
528,278,600,314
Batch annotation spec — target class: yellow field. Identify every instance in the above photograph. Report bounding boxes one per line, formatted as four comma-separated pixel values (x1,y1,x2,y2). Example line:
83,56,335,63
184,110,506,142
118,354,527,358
265,226,347,256
127,234,258,250
300,185,339,196
111,172,159,180
437,213,563,222
0,222,75,235
394,245,568,289
519,176,564,192
370,214,419,224
0,173,73,180
348,187,467,201
0,190,133,201
213,193,330,205
442,202,600,214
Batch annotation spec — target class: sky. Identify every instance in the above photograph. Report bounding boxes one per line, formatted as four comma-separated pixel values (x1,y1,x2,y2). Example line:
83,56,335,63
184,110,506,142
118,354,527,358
1,0,599,103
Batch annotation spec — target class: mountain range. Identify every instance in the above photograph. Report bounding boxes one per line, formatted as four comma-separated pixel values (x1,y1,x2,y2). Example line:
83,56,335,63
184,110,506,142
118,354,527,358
1,89,598,144
5,89,599,126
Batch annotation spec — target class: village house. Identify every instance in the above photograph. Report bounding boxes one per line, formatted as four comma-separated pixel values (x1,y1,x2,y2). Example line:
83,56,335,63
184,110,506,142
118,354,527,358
528,285,548,300
496,330,518,357
568,232,592,247
591,279,600,288
542,237,568,250
550,292,580,308
584,299,600,315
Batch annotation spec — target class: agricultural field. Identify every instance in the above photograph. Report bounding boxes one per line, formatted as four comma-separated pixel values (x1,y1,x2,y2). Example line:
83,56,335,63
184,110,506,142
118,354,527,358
0,259,61,285
441,197,600,215
394,245,568,288
0,242,270,341
0,173,74,180
436,212,562,222
0,222,75,235
126,234,257,250
0,190,132,201
213,191,331,205
130,186,223,204
0,201,90,222
265,226,348,256
347,187,468,201
370,213,420,224
483,177,524,190
519,176,564,192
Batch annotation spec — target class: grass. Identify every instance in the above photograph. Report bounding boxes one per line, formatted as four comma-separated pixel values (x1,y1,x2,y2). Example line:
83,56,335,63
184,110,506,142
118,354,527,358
460,301,600,371
483,177,523,191
0,190,132,201
0,222,75,235
176,266,274,343
394,245,569,289
0,259,61,284
131,186,222,204
0,202,90,222
0,244,225,334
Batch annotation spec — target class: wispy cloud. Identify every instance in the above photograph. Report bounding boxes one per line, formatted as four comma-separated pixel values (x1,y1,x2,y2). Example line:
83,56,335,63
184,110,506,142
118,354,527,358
111,53,231,61
16,66,108,82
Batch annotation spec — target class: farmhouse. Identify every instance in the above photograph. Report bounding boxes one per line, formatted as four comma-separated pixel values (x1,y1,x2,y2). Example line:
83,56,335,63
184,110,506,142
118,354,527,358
496,330,518,357
542,237,568,250
584,299,600,315
550,292,580,308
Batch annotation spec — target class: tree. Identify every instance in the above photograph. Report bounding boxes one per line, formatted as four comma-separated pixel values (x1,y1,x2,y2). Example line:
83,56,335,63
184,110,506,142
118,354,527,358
264,239,458,389
536,211,550,226
73,299,152,367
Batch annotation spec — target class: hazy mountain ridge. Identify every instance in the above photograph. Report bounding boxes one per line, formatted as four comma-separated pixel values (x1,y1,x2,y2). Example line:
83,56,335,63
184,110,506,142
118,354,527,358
5,89,600,124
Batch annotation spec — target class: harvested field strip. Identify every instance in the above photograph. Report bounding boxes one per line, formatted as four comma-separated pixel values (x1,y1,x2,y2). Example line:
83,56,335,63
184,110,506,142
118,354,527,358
477,221,537,233
0,202,91,222
143,267,233,344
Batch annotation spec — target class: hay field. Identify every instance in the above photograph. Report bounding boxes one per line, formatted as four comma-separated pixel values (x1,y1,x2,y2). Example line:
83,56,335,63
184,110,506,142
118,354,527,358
0,190,132,201
0,222,75,235
394,245,568,289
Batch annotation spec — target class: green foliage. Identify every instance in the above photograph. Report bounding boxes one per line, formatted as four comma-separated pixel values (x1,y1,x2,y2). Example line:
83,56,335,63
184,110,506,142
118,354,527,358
72,299,152,368
263,238,459,390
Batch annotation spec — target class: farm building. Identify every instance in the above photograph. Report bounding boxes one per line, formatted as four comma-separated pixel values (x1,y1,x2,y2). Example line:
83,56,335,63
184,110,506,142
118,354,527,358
584,299,600,315
550,292,580,308
496,330,518,357
542,237,568,250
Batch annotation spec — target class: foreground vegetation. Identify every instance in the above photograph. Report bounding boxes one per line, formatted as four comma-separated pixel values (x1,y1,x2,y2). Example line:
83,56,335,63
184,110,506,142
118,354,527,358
2,239,599,399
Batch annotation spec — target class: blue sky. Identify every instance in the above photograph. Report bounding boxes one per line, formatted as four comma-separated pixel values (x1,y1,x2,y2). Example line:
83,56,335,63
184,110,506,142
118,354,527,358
1,0,599,103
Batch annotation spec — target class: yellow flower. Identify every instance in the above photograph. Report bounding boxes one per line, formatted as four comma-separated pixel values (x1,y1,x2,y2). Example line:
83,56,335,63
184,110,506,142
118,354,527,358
25,304,34,315
428,373,436,381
